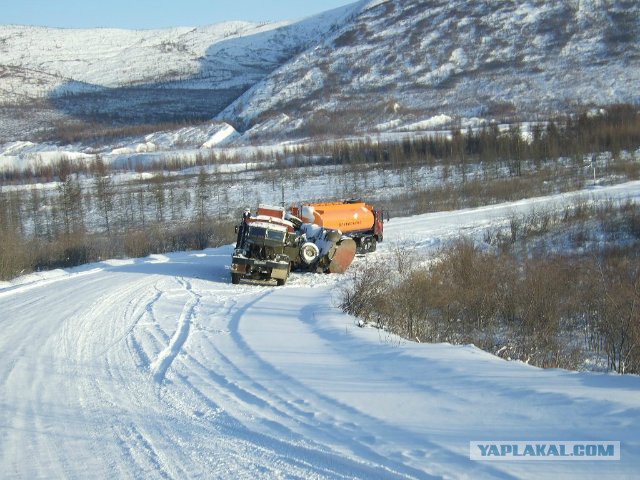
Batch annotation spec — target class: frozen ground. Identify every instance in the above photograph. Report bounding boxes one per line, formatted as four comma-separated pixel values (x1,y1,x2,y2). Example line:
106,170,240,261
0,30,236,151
1,182,640,479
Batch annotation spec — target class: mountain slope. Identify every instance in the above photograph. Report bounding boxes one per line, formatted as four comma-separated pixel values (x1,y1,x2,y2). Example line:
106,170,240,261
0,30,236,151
1,0,639,146
219,0,640,140
0,4,361,140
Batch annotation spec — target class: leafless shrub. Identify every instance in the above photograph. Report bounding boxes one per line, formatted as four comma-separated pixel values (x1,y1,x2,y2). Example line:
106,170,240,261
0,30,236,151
609,158,640,179
123,229,152,259
625,202,640,239
0,212,235,281
333,27,362,48
41,118,209,146
340,259,394,329
341,215,640,373
484,101,518,120
594,250,639,373
382,169,580,218
0,229,28,280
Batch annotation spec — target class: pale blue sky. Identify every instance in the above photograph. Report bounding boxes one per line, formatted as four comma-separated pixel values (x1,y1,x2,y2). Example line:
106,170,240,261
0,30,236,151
3,1,357,29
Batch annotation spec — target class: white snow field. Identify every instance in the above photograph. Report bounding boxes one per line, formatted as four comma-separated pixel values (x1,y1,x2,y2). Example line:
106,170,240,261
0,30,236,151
1,182,640,479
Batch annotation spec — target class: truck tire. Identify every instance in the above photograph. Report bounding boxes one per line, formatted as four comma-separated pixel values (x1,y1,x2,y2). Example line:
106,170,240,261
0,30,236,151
367,236,377,252
300,242,320,264
276,265,290,286
361,236,377,253
231,273,241,285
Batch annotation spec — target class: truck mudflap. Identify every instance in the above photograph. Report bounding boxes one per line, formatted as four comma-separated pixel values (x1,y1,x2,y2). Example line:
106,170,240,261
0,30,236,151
327,238,357,274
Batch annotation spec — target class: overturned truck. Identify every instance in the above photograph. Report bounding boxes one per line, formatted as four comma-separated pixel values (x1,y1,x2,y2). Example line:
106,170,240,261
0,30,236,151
230,201,383,286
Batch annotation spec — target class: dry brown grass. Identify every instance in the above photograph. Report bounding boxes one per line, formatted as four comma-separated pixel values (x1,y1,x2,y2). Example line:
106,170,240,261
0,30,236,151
0,219,235,282
341,203,640,373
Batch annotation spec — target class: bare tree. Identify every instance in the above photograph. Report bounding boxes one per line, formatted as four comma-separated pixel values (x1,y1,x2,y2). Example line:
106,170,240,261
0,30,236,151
151,172,166,223
29,188,43,238
93,158,115,234
195,168,209,249
57,175,83,236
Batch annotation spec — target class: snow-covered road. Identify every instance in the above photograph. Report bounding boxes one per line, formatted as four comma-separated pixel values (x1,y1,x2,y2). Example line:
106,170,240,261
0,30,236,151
1,182,640,479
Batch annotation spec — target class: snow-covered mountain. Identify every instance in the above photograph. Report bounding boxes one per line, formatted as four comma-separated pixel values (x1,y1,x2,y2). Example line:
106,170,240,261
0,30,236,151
0,4,361,141
221,0,640,140
0,0,639,146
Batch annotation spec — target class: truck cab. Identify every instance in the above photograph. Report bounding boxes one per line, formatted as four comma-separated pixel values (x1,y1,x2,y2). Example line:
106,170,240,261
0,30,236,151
231,206,296,286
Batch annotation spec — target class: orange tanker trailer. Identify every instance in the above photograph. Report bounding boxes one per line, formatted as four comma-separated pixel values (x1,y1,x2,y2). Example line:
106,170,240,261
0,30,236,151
290,200,384,253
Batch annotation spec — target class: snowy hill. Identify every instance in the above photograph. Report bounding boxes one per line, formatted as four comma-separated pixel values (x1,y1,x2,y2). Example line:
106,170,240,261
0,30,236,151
0,4,360,140
1,0,639,147
221,0,640,140
1,182,640,478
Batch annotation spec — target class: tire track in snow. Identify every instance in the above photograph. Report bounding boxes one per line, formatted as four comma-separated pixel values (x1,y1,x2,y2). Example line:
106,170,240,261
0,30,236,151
70,277,188,479
97,281,163,362
150,277,199,384
67,277,165,477
219,288,514,480
172,286,436,479
226,292,436,479
144,284,408,479
112,423,173,480
91,277,265,478
107,280,339,479
0,273,154,478
1,258,329,478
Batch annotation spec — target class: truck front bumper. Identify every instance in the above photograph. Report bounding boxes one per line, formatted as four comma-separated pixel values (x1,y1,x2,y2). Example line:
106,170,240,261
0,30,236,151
231,256,289,280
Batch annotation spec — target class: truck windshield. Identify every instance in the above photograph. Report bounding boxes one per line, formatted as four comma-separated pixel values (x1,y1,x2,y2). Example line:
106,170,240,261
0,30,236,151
266,230,286,242
248,226,286,242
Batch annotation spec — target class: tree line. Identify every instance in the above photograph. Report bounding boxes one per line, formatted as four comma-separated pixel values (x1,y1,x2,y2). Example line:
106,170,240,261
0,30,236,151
0,165,236,280
3,104,639,185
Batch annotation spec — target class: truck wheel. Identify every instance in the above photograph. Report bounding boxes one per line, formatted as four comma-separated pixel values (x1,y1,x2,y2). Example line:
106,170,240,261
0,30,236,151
231,273,241,285
276,266,290,286
368,237,377,252
361,236,377,253
300,242,320,264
